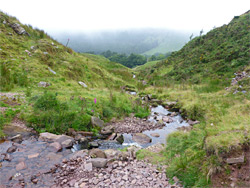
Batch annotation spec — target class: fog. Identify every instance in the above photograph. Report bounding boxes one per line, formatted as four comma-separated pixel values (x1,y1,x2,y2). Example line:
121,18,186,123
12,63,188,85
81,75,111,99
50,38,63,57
1,0,249,33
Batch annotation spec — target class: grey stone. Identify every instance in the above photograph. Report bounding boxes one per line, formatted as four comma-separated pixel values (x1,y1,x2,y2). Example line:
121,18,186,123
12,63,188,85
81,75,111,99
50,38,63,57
38,81,50,87
89,148,107,158
89,141,99,148
91,116,104,128
89,158,107,168
226,156,245,164
78,81,87,88
150,133,160,137
132,133,152,144
48,142,62,152
61,139,73,148
7,145,17,153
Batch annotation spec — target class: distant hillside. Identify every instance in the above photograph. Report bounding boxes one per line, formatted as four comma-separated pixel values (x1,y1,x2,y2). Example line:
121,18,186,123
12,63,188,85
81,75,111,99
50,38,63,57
51,29,191,55
138,11,250,86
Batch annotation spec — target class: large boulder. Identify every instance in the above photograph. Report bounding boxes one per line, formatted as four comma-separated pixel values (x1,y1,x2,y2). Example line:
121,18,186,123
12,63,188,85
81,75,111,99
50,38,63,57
91,116,104,128
132,133,152,144
89,148,107,158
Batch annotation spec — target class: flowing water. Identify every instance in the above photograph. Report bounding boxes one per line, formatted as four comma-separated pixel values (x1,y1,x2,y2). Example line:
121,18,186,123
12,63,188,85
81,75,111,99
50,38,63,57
0,105,189,187
96,105,189,149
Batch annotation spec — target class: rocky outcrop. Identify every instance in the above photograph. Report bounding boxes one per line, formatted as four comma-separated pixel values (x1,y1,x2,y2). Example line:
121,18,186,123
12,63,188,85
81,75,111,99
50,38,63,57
10,23,30,36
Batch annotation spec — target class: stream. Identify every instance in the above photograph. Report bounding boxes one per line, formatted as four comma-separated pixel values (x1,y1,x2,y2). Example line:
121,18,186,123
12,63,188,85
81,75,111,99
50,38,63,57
0,105,189,187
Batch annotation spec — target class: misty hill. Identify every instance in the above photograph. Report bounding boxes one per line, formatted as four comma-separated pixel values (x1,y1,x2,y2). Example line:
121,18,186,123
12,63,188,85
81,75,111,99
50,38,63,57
138,11,250,85
51,29,191,55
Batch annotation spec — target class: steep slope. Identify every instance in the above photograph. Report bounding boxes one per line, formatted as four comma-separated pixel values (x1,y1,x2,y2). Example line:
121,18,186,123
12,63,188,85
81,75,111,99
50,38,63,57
135,11,250,187
0,11,148,135
138,11,250,85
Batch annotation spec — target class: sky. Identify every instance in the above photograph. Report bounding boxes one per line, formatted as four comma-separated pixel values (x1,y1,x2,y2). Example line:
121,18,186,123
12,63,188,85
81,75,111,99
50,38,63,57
1,0,249,33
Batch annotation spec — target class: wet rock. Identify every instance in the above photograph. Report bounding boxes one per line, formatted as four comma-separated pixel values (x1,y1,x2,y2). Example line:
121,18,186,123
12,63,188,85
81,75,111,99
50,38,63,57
10,134,23,143
150,133,160,137
156,115,163,121
108,133,117,140
38,81,50,87
28,153,39,159
91,116,104,128
7,145,17,153
16,161,27,171
170,112,177,117
78,81,87,88
187,120,200,126
115,134,124,144
48,142,62,152
61,139,73,148
89,141,99,148
89,158,107,168
163,116,173,123
46,152,63,161
132,133,152,144
78,136,88,149
3,153,13,161
226,156,245,164
89,148,107,158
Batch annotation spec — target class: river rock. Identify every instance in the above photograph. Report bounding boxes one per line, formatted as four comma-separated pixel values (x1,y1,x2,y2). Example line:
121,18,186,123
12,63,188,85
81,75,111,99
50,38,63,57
10,134,23,143
7,145,17,153
78,136,88,149
16,161,27,171
89,158,107,168
132,133,152,144
3,153,12,161
89,148,107,158
150,133,160,137
91,116,104,128
39,132,61,141
163,116,173,123
89,141,99,148
48,142,62,152
61,139,73,148
28,153,39,159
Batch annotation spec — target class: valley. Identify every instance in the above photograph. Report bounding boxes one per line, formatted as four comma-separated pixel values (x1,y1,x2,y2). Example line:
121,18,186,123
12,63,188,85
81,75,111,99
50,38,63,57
0,9,250,188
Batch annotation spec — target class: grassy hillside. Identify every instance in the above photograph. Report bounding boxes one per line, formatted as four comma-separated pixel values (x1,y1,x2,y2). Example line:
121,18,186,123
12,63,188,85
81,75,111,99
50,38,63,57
0,11,149,135
136,11,250,187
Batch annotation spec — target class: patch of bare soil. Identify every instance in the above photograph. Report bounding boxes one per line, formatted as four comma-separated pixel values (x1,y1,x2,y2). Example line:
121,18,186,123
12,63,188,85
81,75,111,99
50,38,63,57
212,146,250,188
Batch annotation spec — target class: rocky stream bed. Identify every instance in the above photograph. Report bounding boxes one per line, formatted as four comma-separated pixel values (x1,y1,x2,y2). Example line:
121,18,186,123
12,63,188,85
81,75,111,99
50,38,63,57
0,103,192,188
